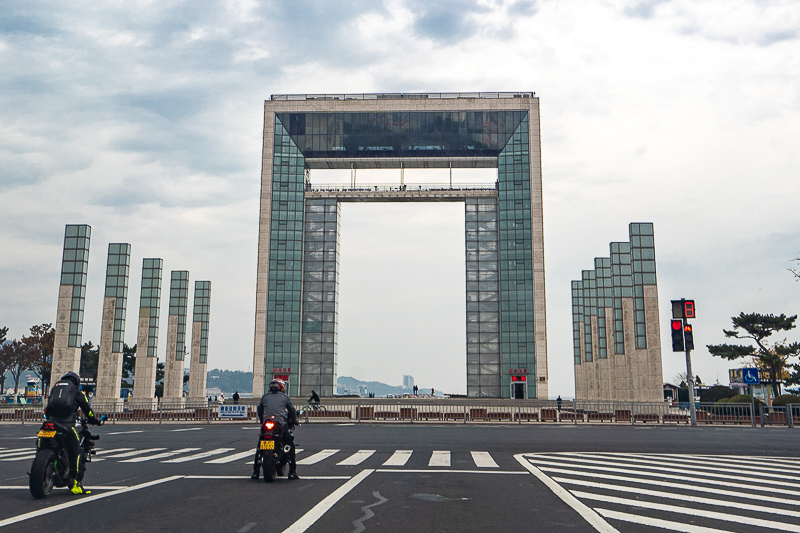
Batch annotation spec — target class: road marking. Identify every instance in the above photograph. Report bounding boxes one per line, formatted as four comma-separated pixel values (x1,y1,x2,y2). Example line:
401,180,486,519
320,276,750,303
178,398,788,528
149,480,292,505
171,427,203,432
206,450,254,464
105,430,144,435
428,451,450,467
575,490,800,532
162,448,235,463
0,485,129,490
559,477,800,519
336,450,375,466
104,448,166,459
382,450,412,466
596,508,731,533
471,451,499,468
0,449,29,458
0,454,35,462
283,469,374,533
94,448,134,455
514,454,618,533
297,449,339,465
540,465,800,506
120,448,201,463
0,475,184,528
376,469,527,475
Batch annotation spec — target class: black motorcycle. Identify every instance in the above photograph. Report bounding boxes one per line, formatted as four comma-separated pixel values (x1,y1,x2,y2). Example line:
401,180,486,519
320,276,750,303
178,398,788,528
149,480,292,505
28,416,105,499
253,412,301,482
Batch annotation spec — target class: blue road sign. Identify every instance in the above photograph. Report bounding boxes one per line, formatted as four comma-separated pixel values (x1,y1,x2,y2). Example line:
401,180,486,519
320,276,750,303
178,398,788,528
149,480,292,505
219,404,248,418
742,368,760,385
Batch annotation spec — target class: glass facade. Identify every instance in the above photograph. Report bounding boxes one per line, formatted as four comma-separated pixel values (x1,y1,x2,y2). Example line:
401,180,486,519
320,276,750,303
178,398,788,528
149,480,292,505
260,103,541,398
465,197,501,397
60,224,91,348
104,243,131,353
497,115,536,397
193,281,211,364
572,223,657,363
277,111,526,161
139,258,163,358
300,198,340,396
169,271,189,361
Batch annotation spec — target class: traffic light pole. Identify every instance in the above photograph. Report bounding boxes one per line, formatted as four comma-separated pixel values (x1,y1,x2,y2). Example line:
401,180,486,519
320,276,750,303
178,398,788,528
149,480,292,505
684,316,697,427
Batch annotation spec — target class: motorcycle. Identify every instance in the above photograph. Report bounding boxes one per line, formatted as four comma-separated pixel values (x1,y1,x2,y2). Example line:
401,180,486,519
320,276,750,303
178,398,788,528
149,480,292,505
28,415,106,499
253,409,302,482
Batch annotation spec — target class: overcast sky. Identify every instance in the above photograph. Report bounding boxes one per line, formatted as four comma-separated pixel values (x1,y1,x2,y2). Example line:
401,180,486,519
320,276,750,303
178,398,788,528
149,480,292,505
2,0,799,398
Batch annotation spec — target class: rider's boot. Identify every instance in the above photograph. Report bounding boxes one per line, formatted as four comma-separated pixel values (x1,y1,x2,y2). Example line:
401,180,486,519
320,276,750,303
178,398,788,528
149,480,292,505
288,462,299,480
70,480,91,495
251,452,260,480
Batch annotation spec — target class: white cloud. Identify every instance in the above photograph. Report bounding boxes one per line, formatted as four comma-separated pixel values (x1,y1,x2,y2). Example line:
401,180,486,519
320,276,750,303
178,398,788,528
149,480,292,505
1,0,799,397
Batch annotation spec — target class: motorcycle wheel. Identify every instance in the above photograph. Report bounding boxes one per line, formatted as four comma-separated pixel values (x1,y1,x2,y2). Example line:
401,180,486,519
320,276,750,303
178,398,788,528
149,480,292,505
29,449,57,499
263,453,276,483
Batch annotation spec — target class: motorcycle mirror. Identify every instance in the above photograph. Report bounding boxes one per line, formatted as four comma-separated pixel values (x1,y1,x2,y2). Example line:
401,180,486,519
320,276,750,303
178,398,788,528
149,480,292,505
100,414,108,422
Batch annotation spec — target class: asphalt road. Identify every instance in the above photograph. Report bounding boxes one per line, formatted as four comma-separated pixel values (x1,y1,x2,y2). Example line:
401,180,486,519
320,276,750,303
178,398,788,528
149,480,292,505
1,422,799,532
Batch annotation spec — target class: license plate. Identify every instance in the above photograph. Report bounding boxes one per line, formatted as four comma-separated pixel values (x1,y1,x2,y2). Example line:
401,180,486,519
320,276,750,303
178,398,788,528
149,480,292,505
37,430,56,438
259,440,275,450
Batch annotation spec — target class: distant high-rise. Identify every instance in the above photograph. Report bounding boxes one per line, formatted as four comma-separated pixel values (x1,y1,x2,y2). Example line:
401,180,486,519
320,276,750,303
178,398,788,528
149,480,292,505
403,375,415,391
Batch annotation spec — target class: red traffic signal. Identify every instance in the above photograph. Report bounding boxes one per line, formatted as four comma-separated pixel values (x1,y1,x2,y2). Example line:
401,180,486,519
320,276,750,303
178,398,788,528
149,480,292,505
684,324,695,350
684,300,696,319
671,319,684,352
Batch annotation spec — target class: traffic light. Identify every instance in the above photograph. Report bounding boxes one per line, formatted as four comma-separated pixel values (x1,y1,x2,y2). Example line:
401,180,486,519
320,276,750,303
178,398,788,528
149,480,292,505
511,375,527,382
684,324,694,350
671,320,684,352
683,300,696,319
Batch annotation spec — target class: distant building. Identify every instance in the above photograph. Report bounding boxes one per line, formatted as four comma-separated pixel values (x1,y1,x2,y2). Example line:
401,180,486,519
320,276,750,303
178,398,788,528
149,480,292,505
571,223,663,402
403,375,415,391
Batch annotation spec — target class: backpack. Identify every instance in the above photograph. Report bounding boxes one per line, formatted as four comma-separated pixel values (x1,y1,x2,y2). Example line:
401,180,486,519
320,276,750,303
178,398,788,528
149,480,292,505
47,380,77,418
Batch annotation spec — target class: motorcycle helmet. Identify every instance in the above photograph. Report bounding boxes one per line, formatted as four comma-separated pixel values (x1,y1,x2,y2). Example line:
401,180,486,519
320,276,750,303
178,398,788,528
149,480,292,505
61,371,80,386
269,378,285,393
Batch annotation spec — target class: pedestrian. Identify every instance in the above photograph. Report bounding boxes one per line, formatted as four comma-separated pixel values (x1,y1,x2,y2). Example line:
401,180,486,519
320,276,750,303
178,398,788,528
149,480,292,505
557,395,562,412
233,391,240,404
431,388,435,396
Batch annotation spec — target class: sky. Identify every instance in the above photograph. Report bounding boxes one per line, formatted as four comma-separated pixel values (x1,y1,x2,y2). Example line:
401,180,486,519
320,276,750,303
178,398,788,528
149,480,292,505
1,0,799,398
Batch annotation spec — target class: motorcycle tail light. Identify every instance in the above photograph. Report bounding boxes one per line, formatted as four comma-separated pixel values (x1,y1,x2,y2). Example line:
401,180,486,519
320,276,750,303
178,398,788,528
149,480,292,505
43,422,55,431
264,421,275,430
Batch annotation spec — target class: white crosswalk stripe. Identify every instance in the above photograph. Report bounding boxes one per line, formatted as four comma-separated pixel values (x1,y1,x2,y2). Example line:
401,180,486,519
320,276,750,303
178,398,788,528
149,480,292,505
206,450,254,464
471,451,499,468
104,448,166,459
297,449,339,465
336,450,375,466
382,450,412,466
428,451,450,467
523,452,800,532
162,448,235,463
121,448,201,463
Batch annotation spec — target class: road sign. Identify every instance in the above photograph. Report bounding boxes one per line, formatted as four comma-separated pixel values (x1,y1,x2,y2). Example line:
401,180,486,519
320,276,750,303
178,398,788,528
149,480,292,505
742,368,760,385
219,405,248,418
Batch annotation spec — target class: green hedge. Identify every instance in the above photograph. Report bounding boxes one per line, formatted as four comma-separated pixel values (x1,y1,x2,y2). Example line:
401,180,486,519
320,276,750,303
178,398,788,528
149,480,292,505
772,394,800,407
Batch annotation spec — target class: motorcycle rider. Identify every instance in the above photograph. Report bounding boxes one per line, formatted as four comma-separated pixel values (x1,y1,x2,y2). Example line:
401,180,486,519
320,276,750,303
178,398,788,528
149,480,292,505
43,371,103,495
252,378,299,480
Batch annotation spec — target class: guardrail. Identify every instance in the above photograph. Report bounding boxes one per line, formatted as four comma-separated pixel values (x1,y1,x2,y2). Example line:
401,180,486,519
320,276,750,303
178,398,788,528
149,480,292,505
2,400,798,427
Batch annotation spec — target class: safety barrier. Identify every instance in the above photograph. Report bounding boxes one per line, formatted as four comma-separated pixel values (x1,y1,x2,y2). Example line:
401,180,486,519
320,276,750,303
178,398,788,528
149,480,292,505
2,400,798,427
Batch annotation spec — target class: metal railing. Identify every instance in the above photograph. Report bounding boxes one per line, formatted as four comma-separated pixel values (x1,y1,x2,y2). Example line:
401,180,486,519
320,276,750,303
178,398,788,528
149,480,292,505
309,183,496,193
271,92,534,101
2,400,798,427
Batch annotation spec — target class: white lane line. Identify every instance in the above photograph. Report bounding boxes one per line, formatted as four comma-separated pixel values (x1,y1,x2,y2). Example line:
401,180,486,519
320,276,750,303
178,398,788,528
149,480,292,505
162,448,235,463
540,465,800,507
428,451,450,467
283,469,374,533
574,491,800,532
171,427,203,432
382,450,412,467
120,448,200,463
471,451,499,468
105,430,144,435
0,475,183,528
376,469,527,475
297,449,339,465
206,450,254,464
558,477,800,519
104,448,166,459
514,454,618,533
336,450,375,466
596,508,732,533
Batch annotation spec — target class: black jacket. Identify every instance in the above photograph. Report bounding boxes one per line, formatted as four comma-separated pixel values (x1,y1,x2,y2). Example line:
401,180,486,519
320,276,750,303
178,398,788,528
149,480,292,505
45,379,99,425
257,391,297,426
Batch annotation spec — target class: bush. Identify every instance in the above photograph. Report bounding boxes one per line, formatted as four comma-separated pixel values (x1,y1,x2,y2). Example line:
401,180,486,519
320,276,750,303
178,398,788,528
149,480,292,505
700,385,737,403
772,394,800,407
728,394,765,407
